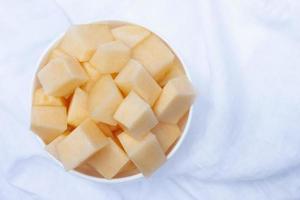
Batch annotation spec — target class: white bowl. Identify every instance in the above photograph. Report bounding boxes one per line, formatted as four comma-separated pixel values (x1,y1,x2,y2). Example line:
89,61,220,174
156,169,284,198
32,20,194,183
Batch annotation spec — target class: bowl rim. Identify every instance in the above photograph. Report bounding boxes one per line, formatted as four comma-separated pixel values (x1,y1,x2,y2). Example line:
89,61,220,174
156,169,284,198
32,19,195,183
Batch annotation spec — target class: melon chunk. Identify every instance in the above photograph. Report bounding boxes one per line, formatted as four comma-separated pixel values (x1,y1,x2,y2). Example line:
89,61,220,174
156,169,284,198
59,24,114,61
90,41,131,73
159,59,185,86
31,106,67,144
118,132,166,176
67,88,88,126
75,164,101,177
112,25,150,48
45,132,68,159
88,75,123,125
133,34,174,81
56,119,108,170
151,123,181,153
37,56,88,97
88,138,129,179
82,62,101,79
115,59,161,106
81,62,102,92
48,49,72,61
116,161,139,177
114,92,158,139
178,111,189,131
97,122,114,138
154,76,195,123
33,88,65,106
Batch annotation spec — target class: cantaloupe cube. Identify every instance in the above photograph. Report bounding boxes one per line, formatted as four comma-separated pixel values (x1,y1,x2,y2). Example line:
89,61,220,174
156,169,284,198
133,34,174,81
112,25,151,48
38,56,88,97
118,132,166,176
67,88,88,126
113,92,158,139
81,79,97,92
45,132,69,159
56,119,108,170
82,62,100,79
48,49,73,61
154,76,195,123
88,138,129,179
151,123,181,153
90,41,131,73
116,161,139,177
97,122,114,138
178,111,189,131
97,123,123,148
33,88,65,106
59,24,114,61
88,75,123,125
107,124,120,132
75,164,101,177
115,59,161,106
81,62,102,92
159,59,185,86
31,106,67,144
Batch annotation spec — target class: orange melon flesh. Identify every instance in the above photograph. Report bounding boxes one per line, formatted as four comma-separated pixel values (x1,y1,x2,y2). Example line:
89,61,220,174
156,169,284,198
31,106,67,144
88,138,129,179
112,25,151,48
133,34,175,82
154,76,195,123
90,40,131,73
118,132,166,176
37,56,88,97
159,58,185,87
67,88,89,126
115,59,161,106
151,123,181,153
88,75,123,125
114,91,158,139
45,132,68,159
56,119,108,170
33,88,65,106
59,24,114,62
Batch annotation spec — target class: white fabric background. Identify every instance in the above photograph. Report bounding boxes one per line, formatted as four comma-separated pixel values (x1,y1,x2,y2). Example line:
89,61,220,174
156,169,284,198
1,0,300,199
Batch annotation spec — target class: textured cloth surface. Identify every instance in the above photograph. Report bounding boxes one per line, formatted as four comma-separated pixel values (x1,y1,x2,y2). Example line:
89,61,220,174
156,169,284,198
1,0,300,199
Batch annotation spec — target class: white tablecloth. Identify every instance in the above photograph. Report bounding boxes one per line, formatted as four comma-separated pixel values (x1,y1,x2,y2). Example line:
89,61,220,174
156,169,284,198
1,0,300,199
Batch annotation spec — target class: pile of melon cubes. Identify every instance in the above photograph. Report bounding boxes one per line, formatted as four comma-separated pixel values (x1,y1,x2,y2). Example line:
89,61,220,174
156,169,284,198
31,23,195,179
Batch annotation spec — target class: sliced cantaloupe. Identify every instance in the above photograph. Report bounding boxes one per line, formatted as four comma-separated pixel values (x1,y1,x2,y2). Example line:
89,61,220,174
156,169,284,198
118,132,166,176
133,34,174,82
151,123,181,153
90,40,131,73
115,59,161,106
88,138,129,179
159,58,185,87
67,88,88,126
80,62,102,92
56,119,108,170
154,76,195,123
45,131,69,159
33,88,65,106
82,62,101,79
88,75,123,125
114,91,158,139
31,106,67,144
59,24,114,62
178,111,189,131
37,56,88,97
112,25,151,48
